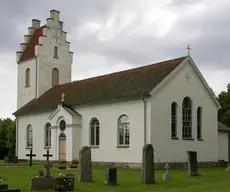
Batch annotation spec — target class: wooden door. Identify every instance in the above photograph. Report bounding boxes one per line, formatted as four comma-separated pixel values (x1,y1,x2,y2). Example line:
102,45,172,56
59,139,66,161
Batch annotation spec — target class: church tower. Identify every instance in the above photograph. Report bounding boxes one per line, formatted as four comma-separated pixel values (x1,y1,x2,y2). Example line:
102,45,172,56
16,10,73,109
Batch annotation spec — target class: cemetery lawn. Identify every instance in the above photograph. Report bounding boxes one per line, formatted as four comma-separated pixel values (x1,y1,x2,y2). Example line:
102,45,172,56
0,164,229,192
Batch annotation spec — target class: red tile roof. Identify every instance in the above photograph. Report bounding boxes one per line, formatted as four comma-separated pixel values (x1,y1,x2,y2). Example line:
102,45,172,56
19,25,46,62
13,56,187,116
218,122,230,132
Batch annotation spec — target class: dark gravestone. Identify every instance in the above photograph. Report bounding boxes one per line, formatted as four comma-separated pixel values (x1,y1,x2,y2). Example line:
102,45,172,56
78,146,93,182
187,151,199,176
0,184,8,190
30,150,54,191
4,157,11,163
30,177,54,191
141,144,155,184
106,167,117,185
26,149,36,167
0,184,21,192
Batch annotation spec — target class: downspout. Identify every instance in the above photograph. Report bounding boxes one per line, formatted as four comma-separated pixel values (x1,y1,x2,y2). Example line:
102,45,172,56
141,94,147,146
15,117,18,157
35,57,38,98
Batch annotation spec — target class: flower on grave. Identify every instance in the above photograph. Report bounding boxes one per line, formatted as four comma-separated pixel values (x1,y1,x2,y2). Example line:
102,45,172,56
39,169,44,176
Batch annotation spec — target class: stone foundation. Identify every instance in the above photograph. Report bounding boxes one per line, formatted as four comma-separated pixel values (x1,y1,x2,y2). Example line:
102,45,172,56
92,161,221,169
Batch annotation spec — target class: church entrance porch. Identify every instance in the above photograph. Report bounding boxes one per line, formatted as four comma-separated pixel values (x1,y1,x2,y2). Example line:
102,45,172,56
59,133,66,161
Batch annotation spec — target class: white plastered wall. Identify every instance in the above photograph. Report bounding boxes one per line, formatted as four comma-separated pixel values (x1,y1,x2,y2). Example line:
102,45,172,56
150,60,219,163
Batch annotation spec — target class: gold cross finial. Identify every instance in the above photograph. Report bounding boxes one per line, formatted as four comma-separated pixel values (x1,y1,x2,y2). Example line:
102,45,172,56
61,93,65,102
187,45,191,56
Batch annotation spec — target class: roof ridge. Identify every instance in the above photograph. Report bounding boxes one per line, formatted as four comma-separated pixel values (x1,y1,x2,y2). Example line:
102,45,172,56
58,56,187,88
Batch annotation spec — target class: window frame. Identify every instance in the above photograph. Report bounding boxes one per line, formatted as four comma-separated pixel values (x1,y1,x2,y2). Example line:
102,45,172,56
52,68,59,86
26,124,33,148
171,102,178,139
197,106,202,140
44,123,51,149
90,118,100,148
25,68,30,87
54,46,58,58
117,115,130,147
182,97,193,139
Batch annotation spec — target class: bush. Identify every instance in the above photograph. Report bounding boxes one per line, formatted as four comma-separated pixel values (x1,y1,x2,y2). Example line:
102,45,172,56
58,161,66,164
70,164,78,168
58,165,66,170
71,159,79,164
54,176,74,191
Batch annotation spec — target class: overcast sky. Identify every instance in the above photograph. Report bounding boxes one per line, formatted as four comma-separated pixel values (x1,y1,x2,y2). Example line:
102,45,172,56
1,0,230,119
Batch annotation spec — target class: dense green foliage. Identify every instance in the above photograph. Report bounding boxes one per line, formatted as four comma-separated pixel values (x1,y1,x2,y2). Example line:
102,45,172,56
218,83,230,127
0,118,16,158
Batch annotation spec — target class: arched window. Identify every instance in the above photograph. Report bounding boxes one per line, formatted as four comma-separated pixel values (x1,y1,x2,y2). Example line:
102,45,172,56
26,124,33,148
118,115,130,146
59,132,66,140
54,46,58,58
45,123,51,148
182,97,192,139
171,102,177,138
197,107,202,139
52,68,59,86
25,68,30,87
90,118,100,147
59,120,66,132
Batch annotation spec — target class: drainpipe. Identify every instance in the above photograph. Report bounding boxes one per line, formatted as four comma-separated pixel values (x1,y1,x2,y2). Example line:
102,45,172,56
15,117,18,157
35,57,38,98
141,94,147,146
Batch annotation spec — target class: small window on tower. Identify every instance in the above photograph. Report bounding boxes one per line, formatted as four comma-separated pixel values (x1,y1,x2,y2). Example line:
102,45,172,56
54,46,58,58
25,68,30,87
52,68,59,86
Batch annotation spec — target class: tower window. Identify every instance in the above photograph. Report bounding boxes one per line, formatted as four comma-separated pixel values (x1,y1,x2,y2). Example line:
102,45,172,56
54,46,58,58
52,68,59,86
25,68,30,87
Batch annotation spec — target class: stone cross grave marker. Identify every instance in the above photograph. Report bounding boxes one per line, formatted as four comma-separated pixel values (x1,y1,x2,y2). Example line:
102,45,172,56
43,150,53,177
141,144,155,184
78,146,93,182
162,163,171,180
26,149,36,167
187,151,199,176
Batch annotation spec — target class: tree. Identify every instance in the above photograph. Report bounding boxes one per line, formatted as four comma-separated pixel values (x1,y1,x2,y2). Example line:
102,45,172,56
0,118,16,158
218,83,230,127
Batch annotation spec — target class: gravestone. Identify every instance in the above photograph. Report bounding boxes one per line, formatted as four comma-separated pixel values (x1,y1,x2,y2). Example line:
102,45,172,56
0,184,21,191
0,189,21,192
30,150,54,191
105,167,117,186
43,150,53,177
4,156,11,163
141,144,155,184
187,151,199,176
78,146,93,182
30,177,54,191
162,163,171,180
26,149,36,167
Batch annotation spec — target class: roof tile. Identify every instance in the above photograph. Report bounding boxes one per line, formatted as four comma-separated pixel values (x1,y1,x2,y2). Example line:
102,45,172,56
19,25,46,62
13,56,187,116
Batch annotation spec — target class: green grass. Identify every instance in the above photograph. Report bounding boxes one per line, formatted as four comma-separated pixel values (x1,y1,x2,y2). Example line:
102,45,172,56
0,160,43,166
0,164,229,192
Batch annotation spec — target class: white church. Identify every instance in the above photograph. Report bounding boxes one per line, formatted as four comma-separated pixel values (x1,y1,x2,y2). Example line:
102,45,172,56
13,10,230,168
